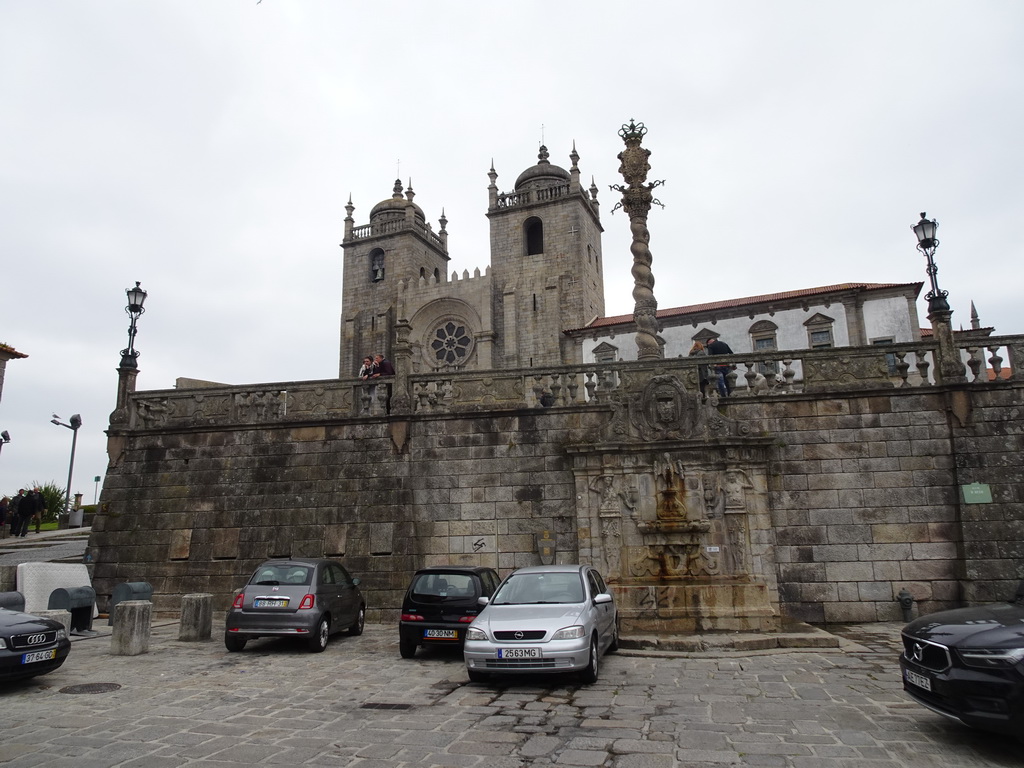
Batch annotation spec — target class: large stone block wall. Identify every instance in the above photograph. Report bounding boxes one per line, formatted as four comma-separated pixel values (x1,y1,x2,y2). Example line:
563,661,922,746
90,381,1024,624
951,389,1024,603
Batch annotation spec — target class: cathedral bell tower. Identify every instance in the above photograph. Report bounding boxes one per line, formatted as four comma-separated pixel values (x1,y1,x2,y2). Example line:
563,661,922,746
339,179,449,377
487,144,605,369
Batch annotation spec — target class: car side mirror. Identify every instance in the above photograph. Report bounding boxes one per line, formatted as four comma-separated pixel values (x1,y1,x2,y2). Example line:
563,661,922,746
351,578,361,586
593,593,613,605
477,596,490,606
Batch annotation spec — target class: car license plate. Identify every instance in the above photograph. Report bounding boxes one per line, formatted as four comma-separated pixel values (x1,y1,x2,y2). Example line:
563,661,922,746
904,668,932,692
498,647,540,659
22,650,56,664
254,598,289,608
424,629,457,639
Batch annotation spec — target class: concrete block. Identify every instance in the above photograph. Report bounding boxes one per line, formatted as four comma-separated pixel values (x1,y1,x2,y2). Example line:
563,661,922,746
111,600,152,656
178,593,213,642
33,609,72,635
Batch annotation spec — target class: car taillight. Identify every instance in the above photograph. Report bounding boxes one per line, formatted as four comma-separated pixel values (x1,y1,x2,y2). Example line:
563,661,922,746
298,594,315,610
458,615,476,623
232,593,244,609
401,613,424,621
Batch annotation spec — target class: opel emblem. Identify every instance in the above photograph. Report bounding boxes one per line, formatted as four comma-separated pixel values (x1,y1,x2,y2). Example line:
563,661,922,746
514,631,524,640
912,642,925,662
26,633,47,645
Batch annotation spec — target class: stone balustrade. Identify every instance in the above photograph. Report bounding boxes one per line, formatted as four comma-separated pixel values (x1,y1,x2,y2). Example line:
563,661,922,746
347,218,444,250
120,335,1023,431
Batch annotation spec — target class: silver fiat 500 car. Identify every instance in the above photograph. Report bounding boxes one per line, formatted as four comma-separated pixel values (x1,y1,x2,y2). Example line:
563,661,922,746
225,558,365,653
463,564,618,684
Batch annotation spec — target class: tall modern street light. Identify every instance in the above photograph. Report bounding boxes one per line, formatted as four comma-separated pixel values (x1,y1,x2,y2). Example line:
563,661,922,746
51,414,82,515
120,281,148,369
0,430,10,458
912,212,950,315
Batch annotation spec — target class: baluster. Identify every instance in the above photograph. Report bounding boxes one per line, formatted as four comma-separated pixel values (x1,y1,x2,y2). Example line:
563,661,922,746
781,359,795,392
549,374,562,406
988,346,1004,381
566,373,579,403
965,347,983,383
585,372,597,403
359,382,372,415
916,354,931,386
894,352,911,388
743,363,758,392
532,375,545,407
441,380,454,408
414,383,429,412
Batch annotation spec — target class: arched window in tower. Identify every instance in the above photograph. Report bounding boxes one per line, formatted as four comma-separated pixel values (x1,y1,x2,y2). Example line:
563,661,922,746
370,249,385,282
434,268,440,281
524,217,544,256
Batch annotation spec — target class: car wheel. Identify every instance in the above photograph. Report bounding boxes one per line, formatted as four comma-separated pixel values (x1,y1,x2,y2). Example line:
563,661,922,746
607,618,620,653
467,668,489,683
348,605,365,636
579,636,599,684
224,633,247,652
308,616,330,653
399,637,417,659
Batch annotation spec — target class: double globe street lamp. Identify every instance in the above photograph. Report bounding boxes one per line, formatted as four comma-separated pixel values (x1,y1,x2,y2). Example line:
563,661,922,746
51,414,82,522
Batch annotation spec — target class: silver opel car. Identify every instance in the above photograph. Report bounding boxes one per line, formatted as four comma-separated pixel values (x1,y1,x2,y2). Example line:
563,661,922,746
463,564,618,684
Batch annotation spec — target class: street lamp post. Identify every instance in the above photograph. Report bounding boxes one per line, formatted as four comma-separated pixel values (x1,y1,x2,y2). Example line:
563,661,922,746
0,430,9,458
912,212,950,315
911,212,965,383
120,281,148,369
51,414,82,521
114,282,148,420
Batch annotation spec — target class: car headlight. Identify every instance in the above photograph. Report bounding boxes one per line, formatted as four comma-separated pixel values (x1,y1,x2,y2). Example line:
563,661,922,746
552,625,585,640
465,627,488,641
0,637,6,651
56,628,68,642
958,647,1024,668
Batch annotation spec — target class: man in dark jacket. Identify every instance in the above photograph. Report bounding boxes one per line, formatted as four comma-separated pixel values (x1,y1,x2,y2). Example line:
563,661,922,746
28,486,46,534
707,336,735,397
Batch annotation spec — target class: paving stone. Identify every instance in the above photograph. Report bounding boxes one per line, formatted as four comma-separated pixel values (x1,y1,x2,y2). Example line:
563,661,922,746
1,621,1020,767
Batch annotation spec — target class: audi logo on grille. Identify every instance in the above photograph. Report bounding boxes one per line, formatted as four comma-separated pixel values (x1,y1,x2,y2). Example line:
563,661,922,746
26,633,48,645
514,631,524,640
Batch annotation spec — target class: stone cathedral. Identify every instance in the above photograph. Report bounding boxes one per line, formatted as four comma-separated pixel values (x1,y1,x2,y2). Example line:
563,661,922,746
84,127,1023,638
339,144,605,377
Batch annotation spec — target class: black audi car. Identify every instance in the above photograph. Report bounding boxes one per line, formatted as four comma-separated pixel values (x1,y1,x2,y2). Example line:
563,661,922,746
0,608,72,681
900,587,1024,739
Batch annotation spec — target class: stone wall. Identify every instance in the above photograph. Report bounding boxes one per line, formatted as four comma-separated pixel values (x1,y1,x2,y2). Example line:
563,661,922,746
89,356,1024,625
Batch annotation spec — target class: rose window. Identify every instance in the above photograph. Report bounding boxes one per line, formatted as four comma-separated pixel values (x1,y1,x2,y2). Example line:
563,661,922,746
431,321,472,366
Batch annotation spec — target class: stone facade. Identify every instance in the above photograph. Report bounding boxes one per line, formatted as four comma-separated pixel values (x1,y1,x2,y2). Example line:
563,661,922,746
90,345,1024,626
339,145,604,377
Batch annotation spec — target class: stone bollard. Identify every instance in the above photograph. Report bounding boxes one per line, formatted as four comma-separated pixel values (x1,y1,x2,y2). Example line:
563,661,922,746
34,609,72,635
178,593,213,641
110,600,152,656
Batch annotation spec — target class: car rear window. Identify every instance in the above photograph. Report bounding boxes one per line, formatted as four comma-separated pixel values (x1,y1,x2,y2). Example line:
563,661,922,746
251,565,313,586
411,572,478,601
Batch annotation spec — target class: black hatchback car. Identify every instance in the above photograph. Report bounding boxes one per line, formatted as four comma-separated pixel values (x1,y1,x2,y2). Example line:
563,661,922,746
0,608,71,681
900,587,1024,739
399,565,499,658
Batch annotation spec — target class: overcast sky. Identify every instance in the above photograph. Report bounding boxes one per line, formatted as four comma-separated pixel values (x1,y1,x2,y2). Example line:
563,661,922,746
2,2,1022,501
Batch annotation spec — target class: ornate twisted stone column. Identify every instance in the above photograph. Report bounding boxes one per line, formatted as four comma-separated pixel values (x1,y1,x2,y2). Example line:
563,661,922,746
612,120,664,361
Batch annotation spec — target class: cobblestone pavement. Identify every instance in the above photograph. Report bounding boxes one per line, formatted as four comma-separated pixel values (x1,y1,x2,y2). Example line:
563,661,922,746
0,619,1019,768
